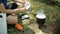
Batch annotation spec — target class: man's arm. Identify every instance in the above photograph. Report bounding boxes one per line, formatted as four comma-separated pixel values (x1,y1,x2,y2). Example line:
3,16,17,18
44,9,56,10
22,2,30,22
0,3,5,12
0,3,26,14
5,7,26,14
13,7,26,14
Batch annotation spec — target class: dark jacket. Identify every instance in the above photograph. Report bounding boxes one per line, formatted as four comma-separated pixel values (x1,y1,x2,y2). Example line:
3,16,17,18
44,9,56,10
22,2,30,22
0,0,8,9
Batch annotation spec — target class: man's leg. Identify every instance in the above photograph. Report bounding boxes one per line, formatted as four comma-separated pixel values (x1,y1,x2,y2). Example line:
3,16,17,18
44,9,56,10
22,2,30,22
7,15,18,29
7,15,18,24
7,15,23,30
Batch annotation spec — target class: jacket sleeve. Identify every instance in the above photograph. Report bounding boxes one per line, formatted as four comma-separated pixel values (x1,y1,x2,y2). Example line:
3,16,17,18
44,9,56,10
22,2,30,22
3,0,9,9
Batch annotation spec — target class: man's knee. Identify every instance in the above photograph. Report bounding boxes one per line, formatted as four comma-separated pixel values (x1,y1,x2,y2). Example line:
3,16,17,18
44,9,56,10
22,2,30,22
7,15,18,24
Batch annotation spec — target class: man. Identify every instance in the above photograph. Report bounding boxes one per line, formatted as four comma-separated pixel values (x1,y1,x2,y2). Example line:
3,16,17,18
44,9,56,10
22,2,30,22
0,0,26,14
0,0,26,30
0,0,26,24
7,0,30,24
0,0,30,30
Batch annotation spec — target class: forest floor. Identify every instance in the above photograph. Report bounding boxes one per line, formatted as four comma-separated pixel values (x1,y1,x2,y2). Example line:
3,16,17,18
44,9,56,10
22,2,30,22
8,0,60,34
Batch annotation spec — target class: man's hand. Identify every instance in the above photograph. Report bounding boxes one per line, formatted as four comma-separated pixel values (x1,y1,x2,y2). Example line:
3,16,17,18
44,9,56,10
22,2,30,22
14,0,26,4
17,2,24,8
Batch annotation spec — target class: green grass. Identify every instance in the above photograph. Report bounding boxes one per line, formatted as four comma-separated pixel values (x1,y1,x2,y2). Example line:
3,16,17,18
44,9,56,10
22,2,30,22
29,0,60,23
29,0,60,33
